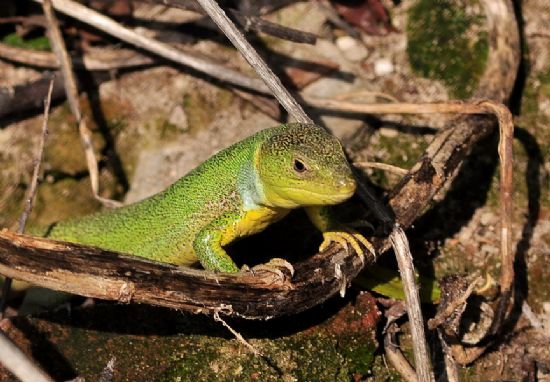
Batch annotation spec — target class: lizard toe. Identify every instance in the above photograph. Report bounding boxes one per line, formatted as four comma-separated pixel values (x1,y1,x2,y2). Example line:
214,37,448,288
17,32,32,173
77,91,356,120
319,228,375,263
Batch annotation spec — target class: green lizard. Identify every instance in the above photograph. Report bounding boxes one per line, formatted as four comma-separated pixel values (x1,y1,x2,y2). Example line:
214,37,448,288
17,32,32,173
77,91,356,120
33,123,372,273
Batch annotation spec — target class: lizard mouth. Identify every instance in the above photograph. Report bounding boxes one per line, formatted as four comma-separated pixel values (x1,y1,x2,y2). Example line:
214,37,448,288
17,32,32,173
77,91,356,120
269,184,355,205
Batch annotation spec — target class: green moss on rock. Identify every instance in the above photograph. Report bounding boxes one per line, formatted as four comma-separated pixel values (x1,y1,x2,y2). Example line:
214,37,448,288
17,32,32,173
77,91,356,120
407,0,489,98
162,334,353,382
2,32,50,51
27,177,103,229
1,296,379,381
182,88,234,133
44,104,106,176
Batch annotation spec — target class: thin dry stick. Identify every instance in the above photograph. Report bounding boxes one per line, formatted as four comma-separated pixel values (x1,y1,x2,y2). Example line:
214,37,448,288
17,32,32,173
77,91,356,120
32,0,269,94
487,101,514,302
150,0,317,44
194,0,312,124
333,90,400,103
305,98,486,114
213,311,262,357
0,42,155,70
437,330,460,382
353,161,408,176
350,175,431,382
0,332,54,382
17,84,54,234
42,0,121,208
390,227,434,382
384,334,418,382
0,15,47,27
0,80,54,318
317,0,360,39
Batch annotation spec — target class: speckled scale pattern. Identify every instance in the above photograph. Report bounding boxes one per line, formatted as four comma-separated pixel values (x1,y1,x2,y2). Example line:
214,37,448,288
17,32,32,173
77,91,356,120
41,123,356,272
43,125,296,263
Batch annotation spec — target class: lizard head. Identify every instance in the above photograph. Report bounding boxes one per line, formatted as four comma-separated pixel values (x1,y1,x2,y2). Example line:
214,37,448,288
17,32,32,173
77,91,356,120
257,123,356,209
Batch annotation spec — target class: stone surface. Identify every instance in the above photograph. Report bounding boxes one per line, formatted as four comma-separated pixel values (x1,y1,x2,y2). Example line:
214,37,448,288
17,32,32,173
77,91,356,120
373,58,394,76
336,36,369,62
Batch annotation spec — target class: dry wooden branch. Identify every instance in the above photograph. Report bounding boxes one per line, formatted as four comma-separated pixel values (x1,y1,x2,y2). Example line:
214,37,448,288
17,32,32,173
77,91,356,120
0,15,47,28
42,0,121,208
0,230,372,319
317,0,360,39
32,0,270,94
311,0,517,371
0,0,518,379
369,0,518,244
437,330,460,382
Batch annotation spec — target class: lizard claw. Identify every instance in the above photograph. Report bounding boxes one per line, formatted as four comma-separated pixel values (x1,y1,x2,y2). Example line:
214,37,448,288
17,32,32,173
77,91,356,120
319,228,375,261
248,258,295,282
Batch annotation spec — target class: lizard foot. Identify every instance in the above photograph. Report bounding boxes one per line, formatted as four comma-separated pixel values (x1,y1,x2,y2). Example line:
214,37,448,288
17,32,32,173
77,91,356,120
319,228,375,260
247,258,295,282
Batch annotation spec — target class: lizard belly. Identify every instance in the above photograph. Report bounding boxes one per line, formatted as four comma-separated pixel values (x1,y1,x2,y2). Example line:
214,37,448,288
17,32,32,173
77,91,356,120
221,207,289,246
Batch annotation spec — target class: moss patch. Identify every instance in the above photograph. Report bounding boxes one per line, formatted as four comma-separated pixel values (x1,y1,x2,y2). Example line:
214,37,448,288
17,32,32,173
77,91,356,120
182,87,234,134
2,32,50,51
367,133,428,189
26,177,104,230
163,334,353,382
1,296,379,382
407,0,489,98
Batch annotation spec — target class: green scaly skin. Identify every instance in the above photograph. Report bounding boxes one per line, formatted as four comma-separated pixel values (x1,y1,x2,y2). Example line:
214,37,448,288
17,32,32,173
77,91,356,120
37,123,361,273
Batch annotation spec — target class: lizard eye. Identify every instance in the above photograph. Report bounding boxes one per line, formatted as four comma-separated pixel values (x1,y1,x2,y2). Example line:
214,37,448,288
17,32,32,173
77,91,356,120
293,158,307,173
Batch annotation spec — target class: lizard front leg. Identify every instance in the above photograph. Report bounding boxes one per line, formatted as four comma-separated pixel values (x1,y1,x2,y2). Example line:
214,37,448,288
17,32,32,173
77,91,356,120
305,206,375,260
193,217,240,273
